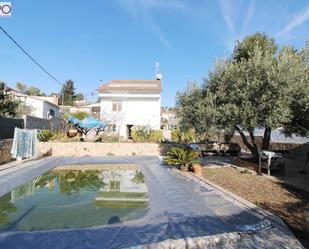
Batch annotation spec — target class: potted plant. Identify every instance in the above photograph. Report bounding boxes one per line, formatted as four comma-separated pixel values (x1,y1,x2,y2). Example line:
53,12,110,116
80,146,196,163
191,163,203,176
68,129,78,137
164,147,200,171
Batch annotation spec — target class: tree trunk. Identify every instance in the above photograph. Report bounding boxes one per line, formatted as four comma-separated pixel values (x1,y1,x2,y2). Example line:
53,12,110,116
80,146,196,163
235,126,254,154
249,130,259,160
262,127,271,150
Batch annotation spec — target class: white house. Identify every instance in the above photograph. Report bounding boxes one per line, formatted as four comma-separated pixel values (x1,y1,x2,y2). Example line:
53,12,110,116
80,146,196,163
13,93,60,119
60,102,101,119
98,78,162,139
161,107,179,130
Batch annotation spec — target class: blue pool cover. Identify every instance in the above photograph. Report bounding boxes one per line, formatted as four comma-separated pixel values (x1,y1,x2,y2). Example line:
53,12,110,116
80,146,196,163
0,156,303,249
68,116,107,135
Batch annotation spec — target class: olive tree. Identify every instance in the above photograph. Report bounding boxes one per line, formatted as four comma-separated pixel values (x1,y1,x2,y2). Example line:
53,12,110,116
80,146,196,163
283,41,309,137
0,82,19,118
177,33,309,159
206,46,293,158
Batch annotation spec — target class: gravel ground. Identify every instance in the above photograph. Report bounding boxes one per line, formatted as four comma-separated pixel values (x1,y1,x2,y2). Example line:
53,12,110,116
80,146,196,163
202,166,309,248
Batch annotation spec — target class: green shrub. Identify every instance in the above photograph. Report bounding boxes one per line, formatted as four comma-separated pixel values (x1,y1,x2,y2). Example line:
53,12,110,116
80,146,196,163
38,130,54,142
164,147,200,170
148,129,163,142
39,131,80,143
171,128,195,143
131,129,148,142
131,126,162,142
51,132,71,142
71,111,88,120
171,128,181,142
96,133,119,142
183,128,195,143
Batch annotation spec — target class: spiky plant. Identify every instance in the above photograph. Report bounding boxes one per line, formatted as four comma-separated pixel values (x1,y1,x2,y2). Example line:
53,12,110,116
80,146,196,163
164,147,200,170
37,130,54,142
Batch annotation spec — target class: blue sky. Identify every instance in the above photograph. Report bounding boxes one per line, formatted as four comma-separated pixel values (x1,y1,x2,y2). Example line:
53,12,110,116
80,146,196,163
0,0,308,106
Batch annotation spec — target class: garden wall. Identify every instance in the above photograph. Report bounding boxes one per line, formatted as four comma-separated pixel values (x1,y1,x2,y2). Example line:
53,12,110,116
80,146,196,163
0,139,13,165
38,142,160,157
232,135,308,162
25,116,67,132
231,135,301,152
0,118,24,139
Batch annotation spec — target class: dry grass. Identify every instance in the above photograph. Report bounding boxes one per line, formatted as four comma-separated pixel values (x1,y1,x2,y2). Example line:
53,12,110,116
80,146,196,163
202,167,309,248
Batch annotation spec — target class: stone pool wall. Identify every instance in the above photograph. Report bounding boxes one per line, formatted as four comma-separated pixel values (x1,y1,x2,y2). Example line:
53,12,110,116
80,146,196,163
38,142,160,156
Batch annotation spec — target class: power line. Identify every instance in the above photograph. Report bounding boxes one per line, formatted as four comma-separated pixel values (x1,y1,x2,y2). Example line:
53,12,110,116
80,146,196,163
0,25,64,87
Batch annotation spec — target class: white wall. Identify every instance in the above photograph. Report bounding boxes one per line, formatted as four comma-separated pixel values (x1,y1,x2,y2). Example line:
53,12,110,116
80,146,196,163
42,101,60,119
100,93,161,139
15,95,60,119
16,95,44,118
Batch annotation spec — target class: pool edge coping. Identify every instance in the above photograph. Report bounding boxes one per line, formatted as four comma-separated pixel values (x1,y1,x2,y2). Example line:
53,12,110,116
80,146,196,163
181,170,285,224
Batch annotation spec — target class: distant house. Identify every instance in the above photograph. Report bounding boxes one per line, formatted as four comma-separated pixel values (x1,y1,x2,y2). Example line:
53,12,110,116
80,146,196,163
6,87,60,119
98,78,162,139
60,102,101,119
161,107,178,130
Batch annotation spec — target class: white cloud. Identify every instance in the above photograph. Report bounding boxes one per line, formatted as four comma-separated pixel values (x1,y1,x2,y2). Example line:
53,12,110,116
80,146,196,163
119,0,185,47
243,0,255,30
144,14,170,47
276,6,309,37
217,0,234,32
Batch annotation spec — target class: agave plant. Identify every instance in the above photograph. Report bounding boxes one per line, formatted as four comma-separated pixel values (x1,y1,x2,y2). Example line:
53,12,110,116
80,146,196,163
37,130,54,142
165,147,200,170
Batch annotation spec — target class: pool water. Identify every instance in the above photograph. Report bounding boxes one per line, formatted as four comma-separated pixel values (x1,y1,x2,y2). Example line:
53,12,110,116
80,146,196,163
0,165,149,231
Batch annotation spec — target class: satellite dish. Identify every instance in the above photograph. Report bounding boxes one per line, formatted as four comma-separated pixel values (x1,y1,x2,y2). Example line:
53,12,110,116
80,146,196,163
156,73,162,80
155,62,162,80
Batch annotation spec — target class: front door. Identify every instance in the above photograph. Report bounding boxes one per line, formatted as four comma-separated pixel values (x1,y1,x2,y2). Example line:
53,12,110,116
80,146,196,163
126,125,133,139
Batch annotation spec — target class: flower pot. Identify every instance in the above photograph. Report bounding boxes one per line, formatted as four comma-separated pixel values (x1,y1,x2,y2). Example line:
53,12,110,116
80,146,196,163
68,129,78,137
192,164,203,176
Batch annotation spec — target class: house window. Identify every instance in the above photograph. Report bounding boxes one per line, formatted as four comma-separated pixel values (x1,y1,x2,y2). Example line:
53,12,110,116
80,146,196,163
49,109,55,117
47,109,55,119
112,102,122,112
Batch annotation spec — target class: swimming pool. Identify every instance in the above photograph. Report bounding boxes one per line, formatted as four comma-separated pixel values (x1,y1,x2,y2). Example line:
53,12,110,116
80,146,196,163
0,156,303,249
0,164,149,231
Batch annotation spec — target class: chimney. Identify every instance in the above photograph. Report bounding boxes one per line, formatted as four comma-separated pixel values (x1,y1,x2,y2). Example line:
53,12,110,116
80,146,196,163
52,94,59,105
